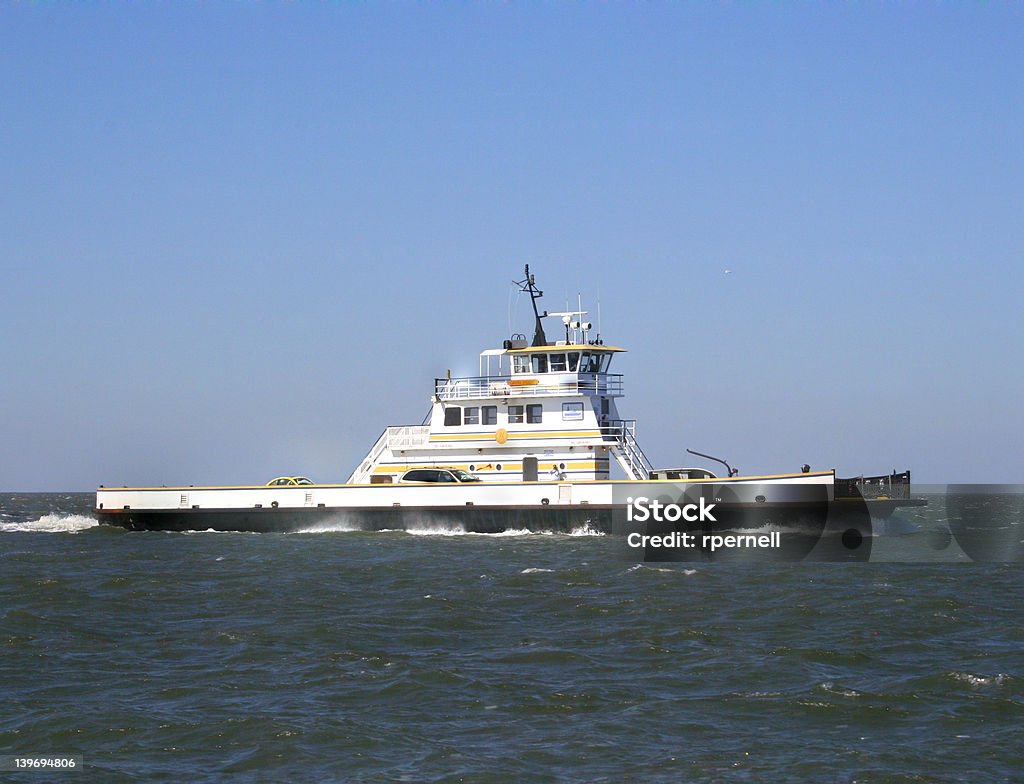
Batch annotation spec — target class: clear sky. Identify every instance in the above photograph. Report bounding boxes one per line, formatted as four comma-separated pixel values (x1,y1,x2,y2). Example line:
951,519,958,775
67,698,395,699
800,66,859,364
2,3,1021,491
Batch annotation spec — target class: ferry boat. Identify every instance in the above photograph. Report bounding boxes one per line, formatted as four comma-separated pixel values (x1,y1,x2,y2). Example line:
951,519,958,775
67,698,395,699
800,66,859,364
94,267,920,538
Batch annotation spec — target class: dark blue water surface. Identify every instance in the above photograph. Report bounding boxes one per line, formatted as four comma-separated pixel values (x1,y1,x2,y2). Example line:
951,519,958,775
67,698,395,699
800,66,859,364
1,494,1022,782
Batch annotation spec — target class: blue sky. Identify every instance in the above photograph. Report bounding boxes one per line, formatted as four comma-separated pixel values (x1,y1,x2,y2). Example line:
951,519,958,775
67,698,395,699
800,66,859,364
2,4,1021,490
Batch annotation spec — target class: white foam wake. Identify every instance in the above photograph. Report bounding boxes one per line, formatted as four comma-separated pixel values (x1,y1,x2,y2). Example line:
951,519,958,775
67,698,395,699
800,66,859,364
951,672,1009,688
0,514,99,534
292,522,363,534
403,526,540,537
625,563,698,575
568,523,605,537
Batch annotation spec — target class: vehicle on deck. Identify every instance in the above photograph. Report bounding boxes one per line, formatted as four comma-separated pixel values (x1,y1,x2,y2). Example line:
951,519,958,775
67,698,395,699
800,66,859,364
265,476,314,486
399,468,481,484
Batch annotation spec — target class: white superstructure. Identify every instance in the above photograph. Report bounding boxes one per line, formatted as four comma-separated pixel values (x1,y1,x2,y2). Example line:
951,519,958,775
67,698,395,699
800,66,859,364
347,343,650,485
348,267,653,485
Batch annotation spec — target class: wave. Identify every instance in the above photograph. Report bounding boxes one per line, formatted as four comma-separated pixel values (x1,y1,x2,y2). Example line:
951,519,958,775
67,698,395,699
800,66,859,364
292,522,363,534
949,672,1010,688
403,526,538,537
402,526,469,537
398,524,606,538
0,514,98,534
624,563,698,575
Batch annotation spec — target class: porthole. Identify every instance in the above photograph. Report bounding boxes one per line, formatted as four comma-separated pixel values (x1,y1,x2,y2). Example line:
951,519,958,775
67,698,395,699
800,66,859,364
558,462,566,470
469,464,476,472
496,464,502,471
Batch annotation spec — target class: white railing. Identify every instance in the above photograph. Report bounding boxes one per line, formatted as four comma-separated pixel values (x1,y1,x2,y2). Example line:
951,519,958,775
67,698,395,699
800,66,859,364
435,374,624,400
387,425,430,449
606,419,654,481
346,425,432,484
347,428,390,484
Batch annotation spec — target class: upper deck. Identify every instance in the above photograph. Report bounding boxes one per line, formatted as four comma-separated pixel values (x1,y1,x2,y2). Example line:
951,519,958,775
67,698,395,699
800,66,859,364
435,343,626,401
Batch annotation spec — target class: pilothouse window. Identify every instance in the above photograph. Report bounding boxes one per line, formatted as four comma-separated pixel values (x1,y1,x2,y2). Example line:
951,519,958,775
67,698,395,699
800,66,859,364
531,354,548,374
567,352,580,372
513,355,531,374
580,352,604,373
549,353,567,372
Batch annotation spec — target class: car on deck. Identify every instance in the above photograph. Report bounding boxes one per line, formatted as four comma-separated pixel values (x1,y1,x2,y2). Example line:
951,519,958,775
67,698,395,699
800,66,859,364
398,468,481,484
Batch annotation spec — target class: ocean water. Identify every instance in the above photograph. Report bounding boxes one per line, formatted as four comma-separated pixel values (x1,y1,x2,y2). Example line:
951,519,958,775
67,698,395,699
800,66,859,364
1,493,1022,783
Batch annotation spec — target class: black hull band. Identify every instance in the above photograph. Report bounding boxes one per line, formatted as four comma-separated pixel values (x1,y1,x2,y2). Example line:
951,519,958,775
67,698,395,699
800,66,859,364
94,505,610,534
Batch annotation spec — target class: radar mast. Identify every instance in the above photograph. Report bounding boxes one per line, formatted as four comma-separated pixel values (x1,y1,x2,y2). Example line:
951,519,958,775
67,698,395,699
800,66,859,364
516,265,548,347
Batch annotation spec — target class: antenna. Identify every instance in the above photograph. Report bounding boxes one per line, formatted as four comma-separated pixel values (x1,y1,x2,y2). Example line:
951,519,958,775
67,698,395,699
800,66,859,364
515,264,548,347
577,292,582,342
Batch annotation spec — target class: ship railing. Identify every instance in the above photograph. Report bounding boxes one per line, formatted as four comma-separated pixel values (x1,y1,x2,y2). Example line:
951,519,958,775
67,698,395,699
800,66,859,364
347,428,390,484
604,419,655,481
836,471,912,500
434,373,624,400
347,425,432,483
387,425,431,449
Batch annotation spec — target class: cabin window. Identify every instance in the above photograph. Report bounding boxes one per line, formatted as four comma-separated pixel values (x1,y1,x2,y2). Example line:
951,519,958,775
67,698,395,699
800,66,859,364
526,404,543,423
513,355,531,374
508,405,524,423
464,407,480,425
567,352,580,372
562,402,584,421
531,354,548,373
581,352,602,373
549,353,567,372
444,407,461,427
482,405,497,425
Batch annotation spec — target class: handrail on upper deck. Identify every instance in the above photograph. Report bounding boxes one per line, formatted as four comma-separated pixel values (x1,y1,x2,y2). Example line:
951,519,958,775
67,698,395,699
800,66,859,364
434,373,624,400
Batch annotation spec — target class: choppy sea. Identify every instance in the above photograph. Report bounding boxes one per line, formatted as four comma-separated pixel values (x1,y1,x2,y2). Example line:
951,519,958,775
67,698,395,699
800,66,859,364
2,492,1022,782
